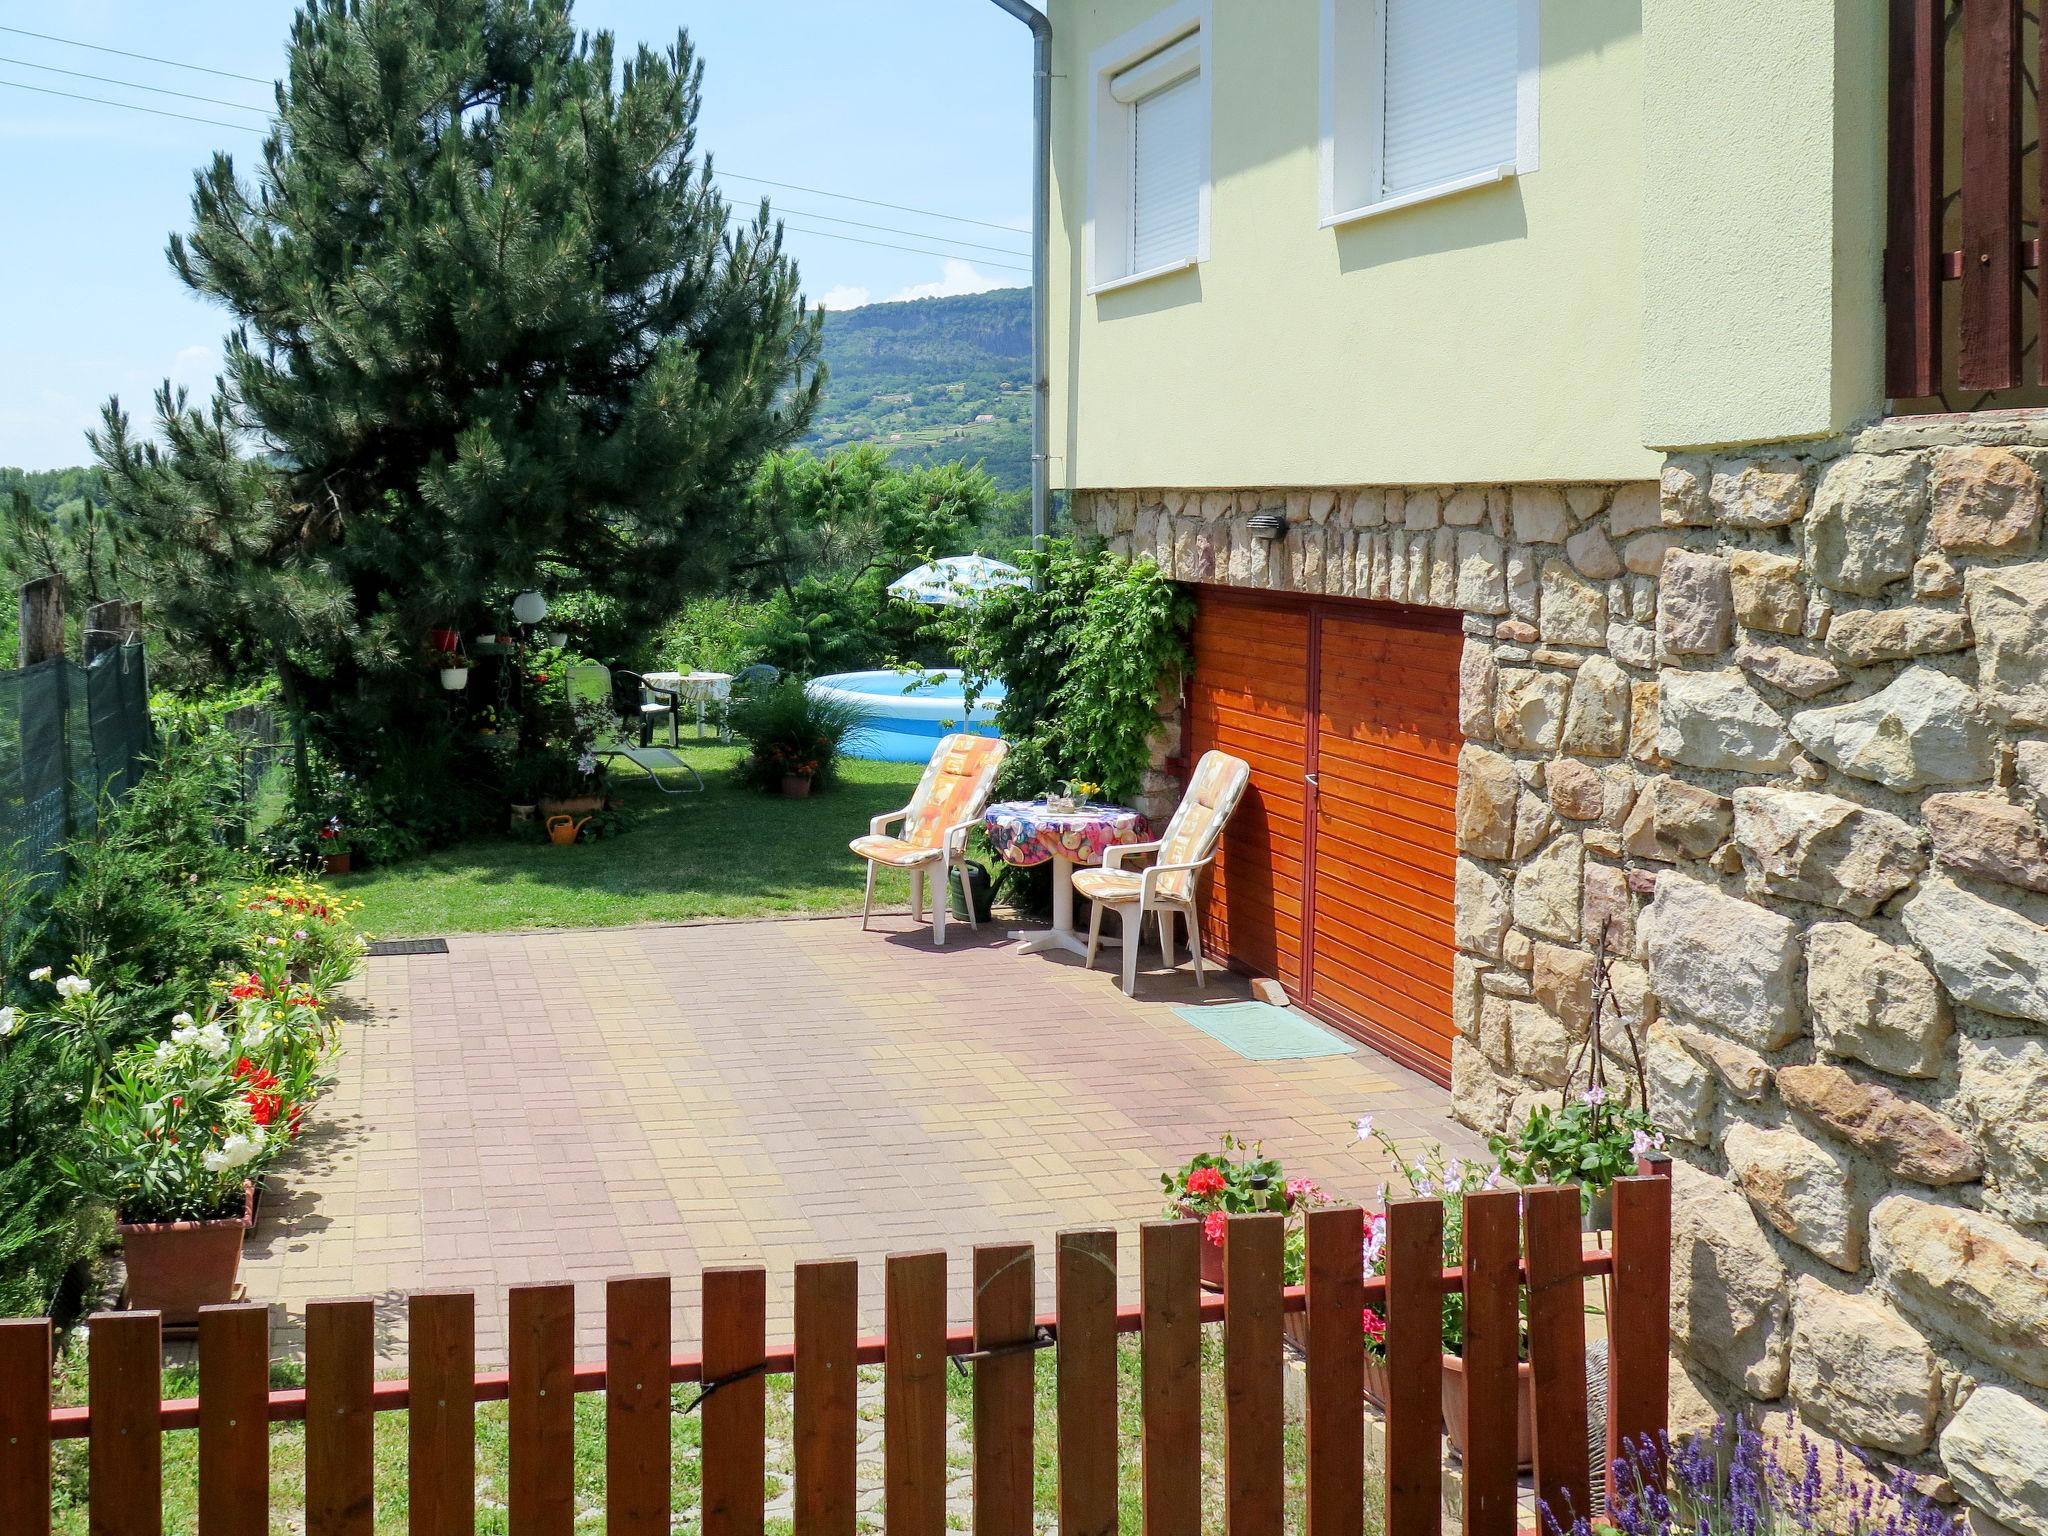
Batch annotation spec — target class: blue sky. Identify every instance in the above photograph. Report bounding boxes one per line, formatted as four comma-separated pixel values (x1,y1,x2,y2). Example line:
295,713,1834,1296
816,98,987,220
0,1,1034,470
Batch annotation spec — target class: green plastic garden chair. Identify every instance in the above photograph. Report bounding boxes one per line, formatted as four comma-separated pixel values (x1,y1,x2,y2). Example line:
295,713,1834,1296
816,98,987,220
566,664,704,795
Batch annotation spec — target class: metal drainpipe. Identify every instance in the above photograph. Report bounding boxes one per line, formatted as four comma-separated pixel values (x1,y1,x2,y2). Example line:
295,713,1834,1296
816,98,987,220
985,0,1052,554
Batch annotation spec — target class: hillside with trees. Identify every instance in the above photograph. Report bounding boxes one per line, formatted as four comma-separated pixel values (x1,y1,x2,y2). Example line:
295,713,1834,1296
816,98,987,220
807,286,1030,492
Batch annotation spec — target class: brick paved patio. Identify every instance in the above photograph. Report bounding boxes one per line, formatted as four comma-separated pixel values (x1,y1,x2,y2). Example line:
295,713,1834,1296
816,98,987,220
240,913,1480,1366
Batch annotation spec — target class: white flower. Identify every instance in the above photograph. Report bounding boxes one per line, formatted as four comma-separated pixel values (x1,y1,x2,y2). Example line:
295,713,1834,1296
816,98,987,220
195,1023,231,1058
293,929,308,941
54,974,91,999
1354,1113,1374,1143
1445,1158,1466,1187
203,1149,229,1173
213,1129,265,1170
171,1012,195,1028
576,752,598,776
28,966,51,982
0,1006,17,1037
153,1040,177,1065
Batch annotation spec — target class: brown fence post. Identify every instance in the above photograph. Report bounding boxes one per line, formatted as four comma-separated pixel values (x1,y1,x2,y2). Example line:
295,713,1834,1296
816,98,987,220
508,1283,577,1536
1460,1190,1523,1536
83,598,142,664
605,1275,672,1536
1524,1188,1592,1528
1223,1213,1284,1536
793,1259,858,1536
199,1303,270,1536
1139,1222,1200,1536
1304,1206,1364,1536
88,1310,163,1536
0,1318,52,1536
972,1244,1036,1536
306,1298,376,1536
1056,1229,1118,1536
1382,1198,1443,1536
1607,1172,1675,1496
19,575,64,668
702,1267,768,1536
884,1251,948,1536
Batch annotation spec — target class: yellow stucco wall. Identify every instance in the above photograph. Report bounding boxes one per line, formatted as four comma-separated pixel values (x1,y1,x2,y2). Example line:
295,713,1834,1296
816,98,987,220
1637,0,1886,452
1048,0,1890,490
1050,0,1657,491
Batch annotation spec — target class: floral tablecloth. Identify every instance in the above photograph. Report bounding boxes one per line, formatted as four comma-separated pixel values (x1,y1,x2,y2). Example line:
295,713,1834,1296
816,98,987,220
982,800,1150,869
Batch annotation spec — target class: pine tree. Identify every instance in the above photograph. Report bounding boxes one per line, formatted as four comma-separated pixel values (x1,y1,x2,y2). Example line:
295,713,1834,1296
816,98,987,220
92,0,822,772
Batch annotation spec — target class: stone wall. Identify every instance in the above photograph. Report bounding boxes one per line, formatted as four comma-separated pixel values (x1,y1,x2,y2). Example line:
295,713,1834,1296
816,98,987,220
1078,419,2048,1534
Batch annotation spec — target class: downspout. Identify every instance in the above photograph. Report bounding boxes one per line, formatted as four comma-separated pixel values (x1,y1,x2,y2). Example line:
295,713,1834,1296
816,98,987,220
985,0,1052,553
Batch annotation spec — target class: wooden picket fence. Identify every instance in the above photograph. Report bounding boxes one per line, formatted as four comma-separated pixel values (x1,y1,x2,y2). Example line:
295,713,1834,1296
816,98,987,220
0,1176,1672,1536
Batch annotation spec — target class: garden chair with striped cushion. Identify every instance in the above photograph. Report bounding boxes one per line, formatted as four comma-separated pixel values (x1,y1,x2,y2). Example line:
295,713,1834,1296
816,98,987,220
851,732,1008,946
1074,749,1251,995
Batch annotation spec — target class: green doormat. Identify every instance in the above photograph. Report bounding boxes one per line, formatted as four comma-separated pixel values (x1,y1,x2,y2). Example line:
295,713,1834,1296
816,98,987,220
1172,1001,1357,1061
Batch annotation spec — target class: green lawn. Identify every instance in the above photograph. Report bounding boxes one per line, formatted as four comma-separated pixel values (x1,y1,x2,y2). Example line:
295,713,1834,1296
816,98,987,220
335,745,928,937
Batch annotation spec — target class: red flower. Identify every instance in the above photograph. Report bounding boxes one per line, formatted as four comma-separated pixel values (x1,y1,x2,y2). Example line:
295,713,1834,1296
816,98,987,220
228,974,268,1001
1202,1210,1228,1245
1361,1307,1386,1345
1185,1166,1226,1199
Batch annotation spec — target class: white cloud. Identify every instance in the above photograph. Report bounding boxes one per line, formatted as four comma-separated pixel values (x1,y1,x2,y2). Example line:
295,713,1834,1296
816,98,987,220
816,284,872,312
887,259,1012,303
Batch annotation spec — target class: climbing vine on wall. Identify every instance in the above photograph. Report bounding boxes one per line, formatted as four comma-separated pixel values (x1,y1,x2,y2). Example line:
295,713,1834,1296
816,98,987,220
947,539,1192,806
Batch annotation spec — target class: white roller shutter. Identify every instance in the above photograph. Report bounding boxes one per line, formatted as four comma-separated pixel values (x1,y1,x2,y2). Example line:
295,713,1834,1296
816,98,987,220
1129,72,1203,271
1380,0,1519,199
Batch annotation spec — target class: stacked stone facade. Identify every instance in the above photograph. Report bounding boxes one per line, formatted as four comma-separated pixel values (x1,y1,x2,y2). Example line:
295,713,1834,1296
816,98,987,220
1079,415,2048,1535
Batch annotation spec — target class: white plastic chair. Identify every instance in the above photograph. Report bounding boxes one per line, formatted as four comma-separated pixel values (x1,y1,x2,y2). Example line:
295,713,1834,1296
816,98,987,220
850,733,1009,945
1073,750,1252,995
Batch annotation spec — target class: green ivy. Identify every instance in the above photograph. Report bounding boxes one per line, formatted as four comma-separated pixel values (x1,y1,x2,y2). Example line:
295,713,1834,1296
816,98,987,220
947,540,1192,806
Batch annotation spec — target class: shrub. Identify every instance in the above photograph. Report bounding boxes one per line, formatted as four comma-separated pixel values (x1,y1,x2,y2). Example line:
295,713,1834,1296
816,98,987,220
650,594,769,676
728,680,875,791
0,1022,92,1314
947,540,1191,806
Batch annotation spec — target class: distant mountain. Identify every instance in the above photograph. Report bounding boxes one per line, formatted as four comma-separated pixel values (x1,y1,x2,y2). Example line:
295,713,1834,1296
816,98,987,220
806,287,1031,492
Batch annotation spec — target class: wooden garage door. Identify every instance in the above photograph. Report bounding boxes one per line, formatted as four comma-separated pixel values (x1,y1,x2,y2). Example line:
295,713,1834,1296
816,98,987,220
1186,594,1309,988
1184,589,1461,1081
1304,607,1463,1078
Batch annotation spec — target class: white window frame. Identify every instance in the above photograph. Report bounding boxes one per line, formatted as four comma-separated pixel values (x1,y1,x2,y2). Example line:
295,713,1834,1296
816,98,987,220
1086,0,1213,295
1318,0,1541,229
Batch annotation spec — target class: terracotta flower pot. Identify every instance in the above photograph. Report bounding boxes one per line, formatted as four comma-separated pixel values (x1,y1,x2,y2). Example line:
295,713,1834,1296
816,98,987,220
1199,1227,1225,1291
321,851,352,876
781,773,814,799
539,794,605,817
1441,1353,1534,1471
117,1182,255,1324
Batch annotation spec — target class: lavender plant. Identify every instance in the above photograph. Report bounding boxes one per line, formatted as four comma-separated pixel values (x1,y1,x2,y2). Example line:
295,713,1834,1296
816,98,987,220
1545,1418,1965,1536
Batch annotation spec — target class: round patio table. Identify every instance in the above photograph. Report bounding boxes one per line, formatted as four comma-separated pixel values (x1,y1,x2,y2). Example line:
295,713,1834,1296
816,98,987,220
982,799,1150,958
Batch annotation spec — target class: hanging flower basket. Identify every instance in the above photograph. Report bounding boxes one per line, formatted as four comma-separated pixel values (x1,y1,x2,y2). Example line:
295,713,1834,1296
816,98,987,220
439,665,471,691
427,627,461,654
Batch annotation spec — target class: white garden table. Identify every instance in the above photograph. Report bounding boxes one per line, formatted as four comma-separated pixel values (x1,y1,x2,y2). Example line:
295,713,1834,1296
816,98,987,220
642,671,733,741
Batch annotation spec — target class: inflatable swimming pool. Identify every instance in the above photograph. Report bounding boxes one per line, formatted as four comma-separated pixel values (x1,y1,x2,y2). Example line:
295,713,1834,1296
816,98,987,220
807,669,1005,763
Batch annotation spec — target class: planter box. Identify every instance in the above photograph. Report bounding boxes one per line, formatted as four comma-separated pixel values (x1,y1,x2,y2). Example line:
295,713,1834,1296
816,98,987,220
322,851,352,876
116,1181,255,1324
538,794,605,817
1442,1353,1533,1470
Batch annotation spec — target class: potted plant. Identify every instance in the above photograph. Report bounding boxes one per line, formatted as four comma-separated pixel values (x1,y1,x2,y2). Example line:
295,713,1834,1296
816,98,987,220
1160,1134,1301,1291
315,815,351,875
427,626,461,655
439,652,472,690
1489,1087,1665,1233
728,681,875,797
1362,1118,1531,1468
64,1001,288,1322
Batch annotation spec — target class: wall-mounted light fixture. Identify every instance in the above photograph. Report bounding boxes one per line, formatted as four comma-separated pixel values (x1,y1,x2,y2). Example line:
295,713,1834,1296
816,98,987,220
1246,511,1288,541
